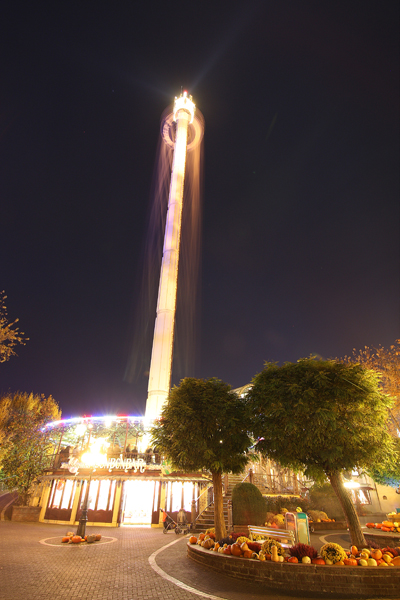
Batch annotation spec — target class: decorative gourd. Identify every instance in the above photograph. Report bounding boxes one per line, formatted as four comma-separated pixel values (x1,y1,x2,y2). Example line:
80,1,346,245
189,536,197,544
311,558,325,565
365,523,375,528
382,554,392,564
223,546,232,555
198,533,205,541
371,549,382,560
213,543,220,551
240,541,250,553
367,558,377,567
332,561,344,566
391,556,400,566
258,553,266,561
358,559,368,567
343,558,357,566
271,546,280,562
203,538,214,549
95,534,102,541
67,532,74,537
382,521,393,528
71,536,82,544
243,550,253,559
301,556,311,564
230,543,242,557
87,534,96,543
61,537,70,543
350,545,358,556
287,557,298,563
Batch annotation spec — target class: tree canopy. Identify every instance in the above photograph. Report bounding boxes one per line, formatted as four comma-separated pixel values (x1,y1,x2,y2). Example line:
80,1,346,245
0,392,60,505
246,358,398,546
0,291,28,363
150,377,253,540
343,340,400,433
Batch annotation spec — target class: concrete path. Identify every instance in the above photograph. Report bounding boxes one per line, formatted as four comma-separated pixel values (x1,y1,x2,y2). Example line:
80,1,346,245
0,521,390,600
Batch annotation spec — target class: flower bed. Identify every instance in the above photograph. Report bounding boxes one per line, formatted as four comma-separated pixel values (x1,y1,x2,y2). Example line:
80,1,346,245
187,543,400,598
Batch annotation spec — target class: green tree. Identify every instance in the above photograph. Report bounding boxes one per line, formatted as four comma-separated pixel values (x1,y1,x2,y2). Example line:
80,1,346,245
0,291,28,363
0,392,60,505
246,359,397,547
150,377,252,540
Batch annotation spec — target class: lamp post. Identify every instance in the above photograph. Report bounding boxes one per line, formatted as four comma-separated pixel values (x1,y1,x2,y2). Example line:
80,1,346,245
76,474,91,538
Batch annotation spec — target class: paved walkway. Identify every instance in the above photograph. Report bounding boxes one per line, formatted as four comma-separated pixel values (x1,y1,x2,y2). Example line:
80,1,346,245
0,521,391,600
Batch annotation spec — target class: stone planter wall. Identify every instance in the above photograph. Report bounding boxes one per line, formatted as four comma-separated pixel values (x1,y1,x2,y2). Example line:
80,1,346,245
187,544,400,598
11,506,41,522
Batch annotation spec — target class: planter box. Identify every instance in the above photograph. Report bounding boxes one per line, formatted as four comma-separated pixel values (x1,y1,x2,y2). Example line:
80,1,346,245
11,506,41,522
310,521,347,531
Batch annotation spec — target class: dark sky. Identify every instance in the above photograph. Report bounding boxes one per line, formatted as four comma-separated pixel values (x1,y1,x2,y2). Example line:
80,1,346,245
1,1,399,418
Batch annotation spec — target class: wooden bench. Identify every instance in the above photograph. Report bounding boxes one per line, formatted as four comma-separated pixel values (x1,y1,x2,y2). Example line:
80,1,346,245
248,525,295,548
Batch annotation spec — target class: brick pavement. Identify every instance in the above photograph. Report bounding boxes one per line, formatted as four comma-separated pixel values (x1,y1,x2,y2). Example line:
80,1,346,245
0,522,390,600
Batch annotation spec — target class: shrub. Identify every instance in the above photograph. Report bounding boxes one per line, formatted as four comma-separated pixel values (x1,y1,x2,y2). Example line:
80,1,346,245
232,483,267,526
289,543,318,560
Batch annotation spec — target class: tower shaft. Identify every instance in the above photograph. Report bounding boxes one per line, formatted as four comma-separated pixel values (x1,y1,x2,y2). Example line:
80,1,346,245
145,106,191,420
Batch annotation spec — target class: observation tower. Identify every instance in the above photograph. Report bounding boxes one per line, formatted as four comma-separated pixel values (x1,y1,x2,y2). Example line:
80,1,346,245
145,92,204,420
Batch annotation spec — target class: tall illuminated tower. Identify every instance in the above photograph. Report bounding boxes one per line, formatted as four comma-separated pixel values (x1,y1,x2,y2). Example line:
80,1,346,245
145,91,204,420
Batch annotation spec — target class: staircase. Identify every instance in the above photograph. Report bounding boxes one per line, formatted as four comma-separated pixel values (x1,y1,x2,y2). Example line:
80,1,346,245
194,473,246,533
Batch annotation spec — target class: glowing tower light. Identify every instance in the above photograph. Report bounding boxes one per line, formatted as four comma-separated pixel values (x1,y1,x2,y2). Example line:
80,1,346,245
145,91,204,420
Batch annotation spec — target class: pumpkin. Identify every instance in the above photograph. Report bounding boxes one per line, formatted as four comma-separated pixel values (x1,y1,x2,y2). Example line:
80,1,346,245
287,556,298,563
371,549,382,560
230,543,242,557
189,536,197,544
382,521,393,528
95,534,102,541
61,536,70,543
213,543,220,551
332,561,345,566
344,558,357,566
223,546,232,555
365,523,375,528
198,533,205,541
381,526,391,532
391,556,400,566
203,538,214,549
311,558,325,565
71,536,82,544
243,550,253,559
258,553,266,561
350,545,358,556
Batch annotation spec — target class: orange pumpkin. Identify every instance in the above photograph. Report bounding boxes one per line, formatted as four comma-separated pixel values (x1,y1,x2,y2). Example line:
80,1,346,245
95,534,102,541
391,556,400,566
198,533,205,541
71,536,82,544
381,526,391,532
311,558,325,565
287,556,298,563
61,536,70,543
230,543,242,557
344,558,357,566
333,561,345,566
223,545,232,555
189,536,197,544
243,550,253,559
365,523,375,528
371,549,382,560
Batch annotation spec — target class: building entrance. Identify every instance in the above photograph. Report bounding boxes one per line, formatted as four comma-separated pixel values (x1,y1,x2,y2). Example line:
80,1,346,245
121,480,158,525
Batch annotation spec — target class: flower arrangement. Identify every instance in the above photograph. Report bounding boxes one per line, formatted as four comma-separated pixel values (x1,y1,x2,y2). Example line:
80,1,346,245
260,537,284,557
320,542,347,564
288,543,318,560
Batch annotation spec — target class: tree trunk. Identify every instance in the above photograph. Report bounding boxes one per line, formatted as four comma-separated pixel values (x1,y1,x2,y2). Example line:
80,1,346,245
212,471,227,541
327,470,366,548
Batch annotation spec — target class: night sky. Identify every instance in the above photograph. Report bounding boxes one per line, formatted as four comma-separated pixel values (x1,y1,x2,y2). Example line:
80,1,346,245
1,1,399,418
